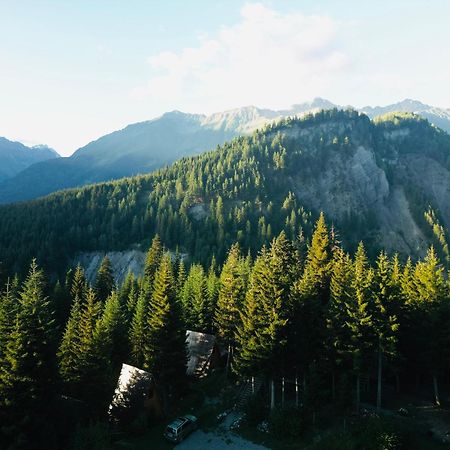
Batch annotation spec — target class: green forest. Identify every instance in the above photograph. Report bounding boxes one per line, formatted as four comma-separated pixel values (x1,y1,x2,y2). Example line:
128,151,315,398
1,214,450,448
1,109,450,282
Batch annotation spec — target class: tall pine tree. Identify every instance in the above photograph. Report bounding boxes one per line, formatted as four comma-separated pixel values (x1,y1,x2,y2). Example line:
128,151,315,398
143,254,186,394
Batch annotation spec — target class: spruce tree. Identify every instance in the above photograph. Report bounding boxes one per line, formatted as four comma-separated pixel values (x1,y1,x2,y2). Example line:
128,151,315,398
0,278,19,364
94,256,115,303
144,234,163,285
119,271,137,323
85,291,124,412
293,213,332,374
214,244,247,371
58,294,83,387
326,246,353,399
372,251,399,410
234,252,268,378
98,291,127,369
70,265,88,304
297,212,332,302
129,290,148,368
205,259,220,333
0,260,57,444
180,264,208,332
413,247,447,404
143,254,186,394
345,243,374,412
60,288,103,402
234,239,291,379
176,258,187,297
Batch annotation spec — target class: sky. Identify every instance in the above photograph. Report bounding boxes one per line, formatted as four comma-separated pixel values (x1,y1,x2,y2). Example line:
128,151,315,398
1,0,450,156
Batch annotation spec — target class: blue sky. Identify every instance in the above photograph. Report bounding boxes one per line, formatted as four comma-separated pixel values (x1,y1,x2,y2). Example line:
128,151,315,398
1,0,449,155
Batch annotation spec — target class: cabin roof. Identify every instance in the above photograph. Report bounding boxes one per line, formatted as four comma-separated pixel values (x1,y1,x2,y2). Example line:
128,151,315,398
109,363,153,410
186,330,217,376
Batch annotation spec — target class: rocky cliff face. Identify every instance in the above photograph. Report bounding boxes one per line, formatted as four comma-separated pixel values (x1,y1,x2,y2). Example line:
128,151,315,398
73,250,146,285
276,113,450,257
1,110,449,279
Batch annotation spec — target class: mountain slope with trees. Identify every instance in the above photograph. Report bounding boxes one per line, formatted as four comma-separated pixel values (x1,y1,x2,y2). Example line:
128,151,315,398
2,219,450,448
1,98,449,205
1,109,450,281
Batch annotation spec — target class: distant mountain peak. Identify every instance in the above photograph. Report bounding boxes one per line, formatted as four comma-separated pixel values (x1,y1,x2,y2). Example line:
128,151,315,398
31,144,60,157
0,136,60,182
393,98,429,110
2,97,450,204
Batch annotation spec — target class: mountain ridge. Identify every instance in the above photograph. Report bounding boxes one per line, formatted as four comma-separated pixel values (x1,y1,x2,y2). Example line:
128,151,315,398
0,137,59,182
1,109,450,277
0,98,449,204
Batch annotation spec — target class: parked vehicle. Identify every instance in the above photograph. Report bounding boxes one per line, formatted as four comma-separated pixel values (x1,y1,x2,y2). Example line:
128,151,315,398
164,415,198,443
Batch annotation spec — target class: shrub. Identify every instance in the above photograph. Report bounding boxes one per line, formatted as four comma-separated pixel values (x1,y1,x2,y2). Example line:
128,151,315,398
269,408,306,438
70,423,111,450
244,392,269,425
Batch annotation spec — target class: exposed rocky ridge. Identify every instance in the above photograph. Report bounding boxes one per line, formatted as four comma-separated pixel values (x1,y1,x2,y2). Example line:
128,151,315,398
2,98,448,205
73,250,146,285
1,110,450,278
75,113,450,265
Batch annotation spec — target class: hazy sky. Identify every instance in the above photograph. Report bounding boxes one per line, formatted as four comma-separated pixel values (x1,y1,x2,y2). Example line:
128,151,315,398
1,0,450,155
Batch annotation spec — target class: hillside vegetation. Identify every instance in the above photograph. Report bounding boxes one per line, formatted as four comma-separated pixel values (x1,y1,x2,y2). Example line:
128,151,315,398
1,109,450,278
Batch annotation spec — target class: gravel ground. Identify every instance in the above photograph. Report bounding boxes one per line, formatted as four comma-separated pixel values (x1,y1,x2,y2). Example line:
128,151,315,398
177,430,269,450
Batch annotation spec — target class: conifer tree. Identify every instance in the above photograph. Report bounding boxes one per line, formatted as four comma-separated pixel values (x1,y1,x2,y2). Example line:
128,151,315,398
372,251,399,410
413,247,447,404
326,246,353,399
205,259,220,332
77,288,102,372
129,290,148,368
143,254,186,393
345,243,374,412
52,279,71,329
214,244,247,371
144,234,163,285
176,258,187,297
293,213,332,373
0,278,19,363
297,212,332,302
235,238,292,378
0,261,57,442
234,251,269,378
180,264,209,331
60,288,103,401
84,291,124,412
98,291,127,368
94,256,115,303
129,237,164,368
58,294,83,386
119,271,137,323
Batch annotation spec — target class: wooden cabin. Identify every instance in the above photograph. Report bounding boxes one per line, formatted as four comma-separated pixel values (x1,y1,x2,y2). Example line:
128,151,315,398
186,330,223,378
109,363,164,425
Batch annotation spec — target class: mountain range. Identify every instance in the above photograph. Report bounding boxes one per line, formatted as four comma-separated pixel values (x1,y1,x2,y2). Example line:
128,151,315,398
0,138,58,183
0,98,449,204
1,109,450,277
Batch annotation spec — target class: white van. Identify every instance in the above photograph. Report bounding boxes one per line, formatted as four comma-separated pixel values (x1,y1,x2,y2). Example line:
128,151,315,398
164,415,198,443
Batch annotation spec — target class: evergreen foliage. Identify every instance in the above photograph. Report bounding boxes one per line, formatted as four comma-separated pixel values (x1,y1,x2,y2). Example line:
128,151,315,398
94,256,115,303
3,210,450,446
143,254,187,393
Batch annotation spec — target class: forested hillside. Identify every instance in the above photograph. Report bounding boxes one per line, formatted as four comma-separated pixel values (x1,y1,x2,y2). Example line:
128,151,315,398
1,109,450,280
2,217,450,448
2,98,449,205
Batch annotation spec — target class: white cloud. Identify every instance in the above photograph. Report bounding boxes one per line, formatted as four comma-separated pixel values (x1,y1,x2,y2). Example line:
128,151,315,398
133,3,348,112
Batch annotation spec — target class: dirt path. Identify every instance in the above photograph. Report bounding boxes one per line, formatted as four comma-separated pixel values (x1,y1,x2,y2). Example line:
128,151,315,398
177,430,269,450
